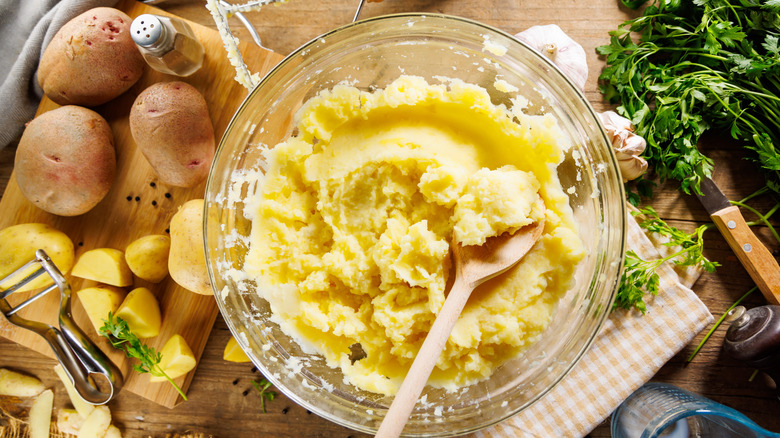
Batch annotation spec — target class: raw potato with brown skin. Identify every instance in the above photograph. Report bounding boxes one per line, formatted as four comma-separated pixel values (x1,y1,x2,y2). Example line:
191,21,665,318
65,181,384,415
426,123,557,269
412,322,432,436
15,106,116,216
129,82,215,188
169,199,212,295
37,7,144,106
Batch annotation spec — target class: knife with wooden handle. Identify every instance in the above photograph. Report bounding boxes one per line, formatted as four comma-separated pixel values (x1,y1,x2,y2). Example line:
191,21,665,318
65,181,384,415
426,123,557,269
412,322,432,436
696,177,780,304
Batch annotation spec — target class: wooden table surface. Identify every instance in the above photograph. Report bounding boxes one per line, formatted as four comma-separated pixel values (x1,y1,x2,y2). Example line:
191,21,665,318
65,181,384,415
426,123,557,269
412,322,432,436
2,0,780,437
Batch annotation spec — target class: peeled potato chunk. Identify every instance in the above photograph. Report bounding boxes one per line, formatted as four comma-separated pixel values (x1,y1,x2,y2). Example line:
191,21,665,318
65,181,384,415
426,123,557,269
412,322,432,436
71,248,133,287
125,235,170,283
78,285,126,334
149,334,196,382
223,336,251,363
0,368,45,397
115,287,161,338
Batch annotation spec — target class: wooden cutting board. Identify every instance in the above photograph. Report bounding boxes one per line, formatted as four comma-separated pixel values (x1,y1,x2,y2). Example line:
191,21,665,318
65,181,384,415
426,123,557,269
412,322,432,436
0,0,283,408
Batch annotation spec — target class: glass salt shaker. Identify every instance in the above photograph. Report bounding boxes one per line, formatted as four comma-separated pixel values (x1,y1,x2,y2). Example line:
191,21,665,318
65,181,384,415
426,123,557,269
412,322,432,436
130,14,205,77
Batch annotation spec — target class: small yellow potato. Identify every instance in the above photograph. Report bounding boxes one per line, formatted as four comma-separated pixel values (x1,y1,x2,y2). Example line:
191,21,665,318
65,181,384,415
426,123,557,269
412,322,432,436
105,424,122,438
29,389,53,438
0,223,75,292
0,368,45,397
77,405,111,438
124,234,170,283
223,336,250,363
149,334,196,382
53,364,94,418
57,408,82,436
115,287,161,338
71,248,133,287
168,199,212,295
77,285,126,334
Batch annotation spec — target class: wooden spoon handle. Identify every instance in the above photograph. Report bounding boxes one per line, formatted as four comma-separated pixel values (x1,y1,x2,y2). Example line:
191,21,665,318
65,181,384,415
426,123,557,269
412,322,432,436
711,205,780,305
375,276,474,438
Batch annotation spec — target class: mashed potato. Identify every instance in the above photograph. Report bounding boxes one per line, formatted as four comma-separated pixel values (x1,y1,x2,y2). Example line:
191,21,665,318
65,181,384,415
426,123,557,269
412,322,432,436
244,75,584,395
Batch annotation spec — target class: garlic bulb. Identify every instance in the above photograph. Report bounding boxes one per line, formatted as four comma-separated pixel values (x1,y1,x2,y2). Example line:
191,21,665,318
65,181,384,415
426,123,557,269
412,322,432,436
515,24,588,92
598,111,648,182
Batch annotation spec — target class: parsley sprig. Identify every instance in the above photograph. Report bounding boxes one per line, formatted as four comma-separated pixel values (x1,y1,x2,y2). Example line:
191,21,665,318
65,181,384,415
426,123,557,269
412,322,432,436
615,206,719,313
99,313,187,400
251,378,276,413
598,0,780,196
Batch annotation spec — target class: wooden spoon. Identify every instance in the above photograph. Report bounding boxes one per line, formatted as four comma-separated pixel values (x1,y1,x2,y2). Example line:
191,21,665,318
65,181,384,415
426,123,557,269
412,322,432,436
375,215,546,438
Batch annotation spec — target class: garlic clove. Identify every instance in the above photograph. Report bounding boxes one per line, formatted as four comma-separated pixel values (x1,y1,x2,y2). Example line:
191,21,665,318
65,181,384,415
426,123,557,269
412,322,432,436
617,134,647,157
515,24,588,92
619,155,649,182
598,111,649,182
598,110,633,132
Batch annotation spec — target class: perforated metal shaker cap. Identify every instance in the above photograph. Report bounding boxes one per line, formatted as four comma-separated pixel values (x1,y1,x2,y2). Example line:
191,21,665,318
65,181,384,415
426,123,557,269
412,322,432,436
131,14,163,47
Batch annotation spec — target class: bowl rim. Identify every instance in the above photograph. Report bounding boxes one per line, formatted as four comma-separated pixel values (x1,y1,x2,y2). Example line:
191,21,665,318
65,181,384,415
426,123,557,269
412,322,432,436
204,11,626,437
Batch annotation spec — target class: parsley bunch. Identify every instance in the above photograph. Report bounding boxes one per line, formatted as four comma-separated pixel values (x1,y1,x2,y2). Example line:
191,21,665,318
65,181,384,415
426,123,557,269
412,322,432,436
615,207,719,312
99,313,187,400
598,0,780,195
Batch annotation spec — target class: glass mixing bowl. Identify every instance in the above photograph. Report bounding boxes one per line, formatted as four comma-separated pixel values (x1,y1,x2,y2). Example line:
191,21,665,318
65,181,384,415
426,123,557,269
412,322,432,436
205,13,625,437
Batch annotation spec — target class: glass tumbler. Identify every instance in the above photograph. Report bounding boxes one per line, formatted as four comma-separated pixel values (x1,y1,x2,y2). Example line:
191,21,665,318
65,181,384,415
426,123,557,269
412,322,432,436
611,382,780,438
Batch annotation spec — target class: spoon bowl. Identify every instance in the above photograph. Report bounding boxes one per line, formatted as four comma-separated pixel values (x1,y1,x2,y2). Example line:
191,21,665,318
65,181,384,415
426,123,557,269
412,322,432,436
376,214,546,438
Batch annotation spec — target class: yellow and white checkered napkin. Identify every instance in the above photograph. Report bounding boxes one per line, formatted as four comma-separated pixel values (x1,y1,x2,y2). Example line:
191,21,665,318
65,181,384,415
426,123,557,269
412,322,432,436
471,207,715,438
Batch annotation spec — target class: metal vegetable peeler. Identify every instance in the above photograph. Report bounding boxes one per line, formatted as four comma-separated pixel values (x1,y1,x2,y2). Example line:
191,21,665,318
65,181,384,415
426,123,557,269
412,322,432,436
0,249,123,404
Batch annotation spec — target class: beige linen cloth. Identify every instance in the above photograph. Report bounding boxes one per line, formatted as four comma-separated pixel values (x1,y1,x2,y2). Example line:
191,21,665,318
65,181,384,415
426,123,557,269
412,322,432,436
470,207,715,438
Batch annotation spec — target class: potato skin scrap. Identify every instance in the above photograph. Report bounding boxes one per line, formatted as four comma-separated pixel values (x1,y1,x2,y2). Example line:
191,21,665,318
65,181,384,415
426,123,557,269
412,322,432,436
53,365,95,419
129,81,215,188
15,105,115,216
56,408,83,436
0,368,45,397
105,425,123,438
77,405,111,438
29,389,54,438
37,7,144,106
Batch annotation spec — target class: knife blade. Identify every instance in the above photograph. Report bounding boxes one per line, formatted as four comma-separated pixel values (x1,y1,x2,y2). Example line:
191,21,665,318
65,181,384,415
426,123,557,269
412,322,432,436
695,176,780,304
